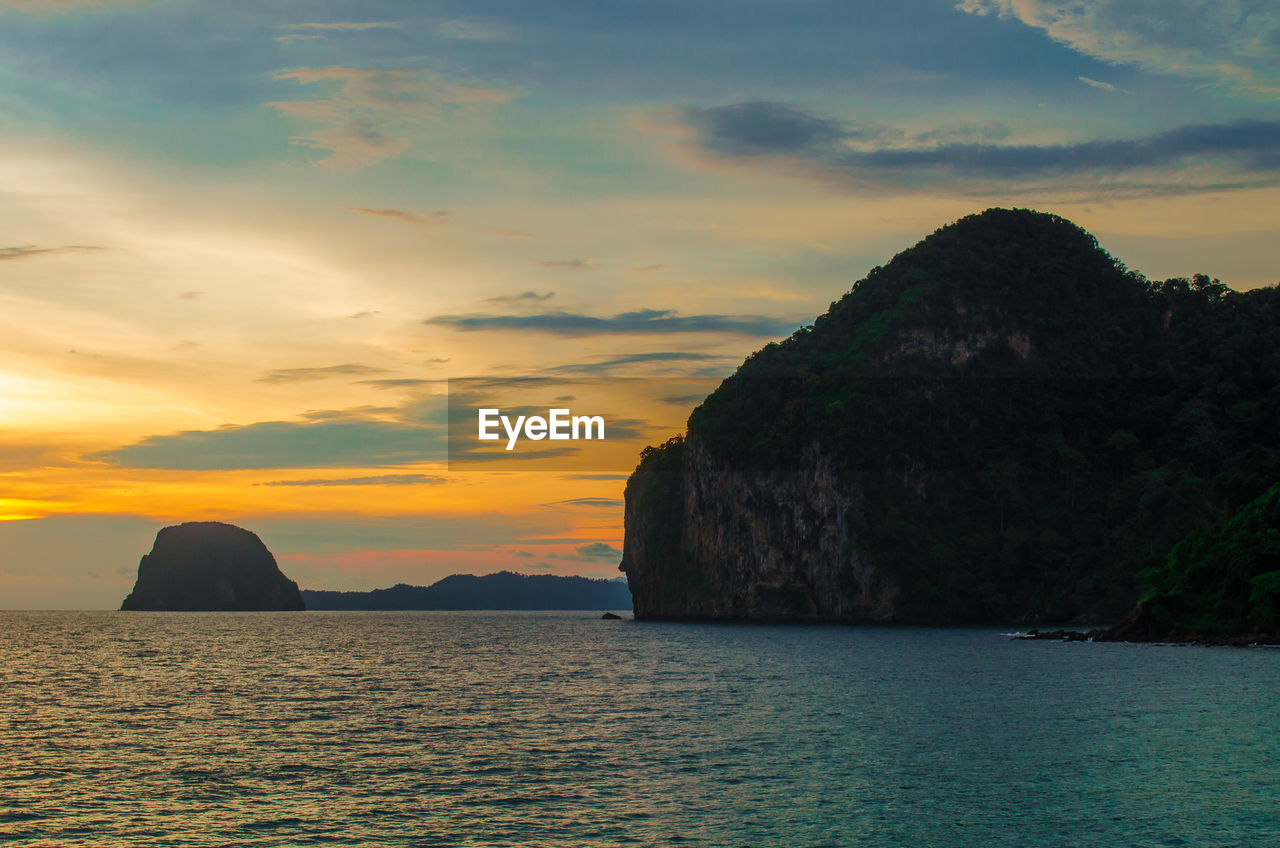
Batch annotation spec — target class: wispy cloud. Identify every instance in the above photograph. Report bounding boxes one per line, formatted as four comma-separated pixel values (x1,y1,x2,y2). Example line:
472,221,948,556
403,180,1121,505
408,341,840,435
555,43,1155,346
524,541,624,561
678,101,1280,193
957,0,1280,99
426,308,799,337
278,21,402,32
435,18,514,42
89,418,442,470
537,258,592,269
661,392,712,405
1077,76,1115,91
270,67,514,167
0,244,104,261
259,363,389,384
542,498,624,508
346,206,449,225
258,474,444,487
546,351,725,375
357,378,441,390
685,101,860,155
576,542,622,558
485,291,555,303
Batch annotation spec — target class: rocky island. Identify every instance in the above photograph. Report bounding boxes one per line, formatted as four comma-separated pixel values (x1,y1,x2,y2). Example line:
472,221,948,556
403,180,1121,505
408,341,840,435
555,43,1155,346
121,521,305,611
621,209,1280,640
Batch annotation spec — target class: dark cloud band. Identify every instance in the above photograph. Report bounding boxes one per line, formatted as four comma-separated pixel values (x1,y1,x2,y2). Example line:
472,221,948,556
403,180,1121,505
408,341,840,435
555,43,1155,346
426,308,799,336
683,101,1280,185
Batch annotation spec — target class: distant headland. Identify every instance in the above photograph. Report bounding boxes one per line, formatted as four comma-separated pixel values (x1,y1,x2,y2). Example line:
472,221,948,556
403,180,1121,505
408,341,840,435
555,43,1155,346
303,571,632,611
121,522,305,611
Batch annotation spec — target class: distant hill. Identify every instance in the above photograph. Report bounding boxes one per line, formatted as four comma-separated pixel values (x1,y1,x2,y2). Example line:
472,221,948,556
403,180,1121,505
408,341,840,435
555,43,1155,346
622,208,1280,634
303,571,633,611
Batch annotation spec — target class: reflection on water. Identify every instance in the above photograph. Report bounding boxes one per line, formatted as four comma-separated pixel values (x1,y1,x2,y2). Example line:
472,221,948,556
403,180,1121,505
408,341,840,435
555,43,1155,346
2,611,1278,846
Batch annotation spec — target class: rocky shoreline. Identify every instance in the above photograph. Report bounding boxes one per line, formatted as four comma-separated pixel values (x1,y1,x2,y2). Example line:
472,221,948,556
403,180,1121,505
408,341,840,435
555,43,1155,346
1013,628,1280,647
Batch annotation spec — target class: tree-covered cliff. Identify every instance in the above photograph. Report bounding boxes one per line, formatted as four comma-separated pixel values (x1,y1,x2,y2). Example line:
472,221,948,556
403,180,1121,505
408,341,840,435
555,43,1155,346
621,208,1280,627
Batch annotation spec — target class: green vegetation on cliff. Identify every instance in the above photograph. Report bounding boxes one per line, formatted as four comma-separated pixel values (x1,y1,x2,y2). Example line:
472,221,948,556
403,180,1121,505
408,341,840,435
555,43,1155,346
1127,484,1280,638
624,209,1280,625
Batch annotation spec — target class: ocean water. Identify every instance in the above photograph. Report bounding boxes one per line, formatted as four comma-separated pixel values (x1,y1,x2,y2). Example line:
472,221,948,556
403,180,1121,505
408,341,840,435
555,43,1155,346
2,612,1278,847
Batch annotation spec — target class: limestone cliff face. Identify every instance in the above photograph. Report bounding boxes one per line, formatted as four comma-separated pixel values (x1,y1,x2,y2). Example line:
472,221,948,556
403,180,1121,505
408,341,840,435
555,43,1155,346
121,522,305,611
622,435,898,621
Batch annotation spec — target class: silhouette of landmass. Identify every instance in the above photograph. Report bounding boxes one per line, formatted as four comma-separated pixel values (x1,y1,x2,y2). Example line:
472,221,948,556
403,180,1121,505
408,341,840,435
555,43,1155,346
303,571,632,611
623,208,1280,638
121,522,305,611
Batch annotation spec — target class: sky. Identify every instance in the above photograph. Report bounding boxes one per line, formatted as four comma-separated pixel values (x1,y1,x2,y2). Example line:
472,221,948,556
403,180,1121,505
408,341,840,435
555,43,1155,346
1,0,1277,608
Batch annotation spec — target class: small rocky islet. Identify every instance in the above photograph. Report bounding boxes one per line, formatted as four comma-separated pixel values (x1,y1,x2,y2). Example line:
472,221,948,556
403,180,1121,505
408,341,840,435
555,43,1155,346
120,521,305,611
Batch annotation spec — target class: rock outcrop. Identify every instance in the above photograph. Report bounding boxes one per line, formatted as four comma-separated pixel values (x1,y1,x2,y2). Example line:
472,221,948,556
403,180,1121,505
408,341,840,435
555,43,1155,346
120,522,305,611
623,436,897,621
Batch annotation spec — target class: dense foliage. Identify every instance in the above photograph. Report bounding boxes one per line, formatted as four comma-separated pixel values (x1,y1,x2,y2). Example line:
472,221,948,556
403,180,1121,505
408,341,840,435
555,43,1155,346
1135,484,1280,636
633,209,1280,624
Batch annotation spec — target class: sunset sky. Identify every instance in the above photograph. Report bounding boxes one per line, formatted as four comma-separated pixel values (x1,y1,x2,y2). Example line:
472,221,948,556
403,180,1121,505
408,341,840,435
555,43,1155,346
2,0,1277,607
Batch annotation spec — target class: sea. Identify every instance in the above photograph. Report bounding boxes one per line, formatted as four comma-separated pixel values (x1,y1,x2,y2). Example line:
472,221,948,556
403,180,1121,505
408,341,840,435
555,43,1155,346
2,611,1278,847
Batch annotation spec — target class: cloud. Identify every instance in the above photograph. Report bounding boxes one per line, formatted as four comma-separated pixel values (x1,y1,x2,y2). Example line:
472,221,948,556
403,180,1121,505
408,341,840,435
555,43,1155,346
0,244,105,261
448,445,581,463
357,378,440,390
576,542,622,559
278,21,402,32
346,206,449,225
425,308,799,337
684,101,856,155
259,363,390,383
543,498,624,508
1077,76,1115,91
435,18,514,42
678,101,1280,192
661,392,712,405
524,542,624,563
838,120,1280,178
485,291,555,303
545,351,725,375
956,0,1280,99
178,290,202,300
269,67,514,167
89,418,442,469
537,258,592,269
257,474,445,487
